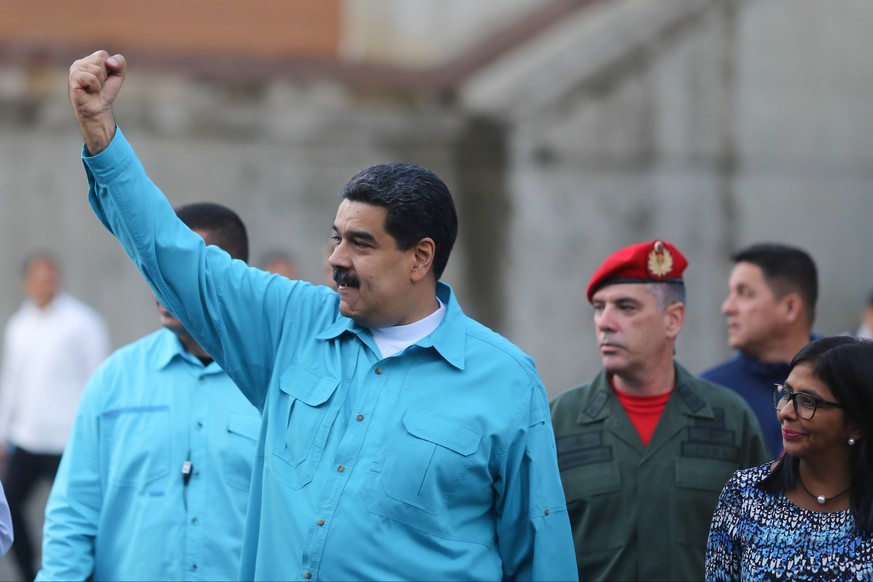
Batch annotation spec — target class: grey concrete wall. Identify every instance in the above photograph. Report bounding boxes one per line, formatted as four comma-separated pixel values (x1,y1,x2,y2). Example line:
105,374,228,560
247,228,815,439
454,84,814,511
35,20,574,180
463,0,873,395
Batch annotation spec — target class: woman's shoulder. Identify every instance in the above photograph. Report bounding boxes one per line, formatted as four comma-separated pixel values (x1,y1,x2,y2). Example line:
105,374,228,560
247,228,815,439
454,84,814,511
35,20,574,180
728,461,773,488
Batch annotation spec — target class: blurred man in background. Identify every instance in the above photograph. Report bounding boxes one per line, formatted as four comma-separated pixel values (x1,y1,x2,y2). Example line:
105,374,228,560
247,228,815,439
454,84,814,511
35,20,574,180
260,249,300,279
701,243,818,459
0,252,108,580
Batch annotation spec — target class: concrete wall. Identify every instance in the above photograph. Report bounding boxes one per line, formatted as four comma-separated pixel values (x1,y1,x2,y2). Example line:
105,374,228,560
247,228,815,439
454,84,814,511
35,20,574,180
463,0,873,394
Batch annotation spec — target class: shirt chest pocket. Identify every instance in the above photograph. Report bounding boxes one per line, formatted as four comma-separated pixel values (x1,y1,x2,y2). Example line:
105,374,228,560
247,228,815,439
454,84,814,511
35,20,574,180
362,409,482,532
268,364,340,490
100,405,170,488
223,413,261,492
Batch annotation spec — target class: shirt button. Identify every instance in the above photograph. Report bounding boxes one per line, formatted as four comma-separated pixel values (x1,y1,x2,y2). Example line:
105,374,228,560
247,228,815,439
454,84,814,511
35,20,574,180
316,519,325,526
196,421,203,429
191,517,198,524
337,465,345,473
544,508,550,516
191,564,198,571
304,572,312,579
375,368,382,375
356,414,364,422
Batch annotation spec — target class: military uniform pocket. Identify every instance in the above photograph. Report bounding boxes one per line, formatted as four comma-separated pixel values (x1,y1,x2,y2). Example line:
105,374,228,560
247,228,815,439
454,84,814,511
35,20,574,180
673,458,734,546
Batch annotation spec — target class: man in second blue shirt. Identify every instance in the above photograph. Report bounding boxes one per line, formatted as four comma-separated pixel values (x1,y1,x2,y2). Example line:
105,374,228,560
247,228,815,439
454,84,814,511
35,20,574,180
38,203,260,581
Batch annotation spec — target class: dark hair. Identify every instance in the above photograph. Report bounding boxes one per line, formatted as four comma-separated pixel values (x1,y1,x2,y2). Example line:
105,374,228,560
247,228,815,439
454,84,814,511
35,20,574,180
758,336,873,533
339,162,457,279
174,202,249,263
732,243,818,325
21,250,60,277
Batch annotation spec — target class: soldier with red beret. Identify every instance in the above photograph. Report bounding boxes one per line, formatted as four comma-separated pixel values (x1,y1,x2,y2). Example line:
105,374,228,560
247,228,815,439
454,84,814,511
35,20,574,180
550,240,767,581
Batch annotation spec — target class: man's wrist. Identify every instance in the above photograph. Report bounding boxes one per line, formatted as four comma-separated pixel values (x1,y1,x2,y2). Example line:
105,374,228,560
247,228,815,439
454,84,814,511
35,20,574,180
79,113,117,156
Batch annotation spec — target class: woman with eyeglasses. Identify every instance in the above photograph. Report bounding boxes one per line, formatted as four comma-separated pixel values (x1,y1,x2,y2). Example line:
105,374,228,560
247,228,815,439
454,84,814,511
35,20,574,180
705,336,873,580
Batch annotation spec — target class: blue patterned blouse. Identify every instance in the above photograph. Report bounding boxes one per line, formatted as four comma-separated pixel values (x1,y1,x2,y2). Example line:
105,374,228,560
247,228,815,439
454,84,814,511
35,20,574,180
706,463,873,581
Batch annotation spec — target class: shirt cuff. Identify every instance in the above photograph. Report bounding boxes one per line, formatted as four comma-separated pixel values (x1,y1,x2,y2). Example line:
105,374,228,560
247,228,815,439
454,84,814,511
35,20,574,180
81,126,134,182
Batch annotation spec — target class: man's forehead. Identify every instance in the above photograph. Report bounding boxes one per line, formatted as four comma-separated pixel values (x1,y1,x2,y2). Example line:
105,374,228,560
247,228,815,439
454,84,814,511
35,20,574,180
333,200,388,232
591,283,653,303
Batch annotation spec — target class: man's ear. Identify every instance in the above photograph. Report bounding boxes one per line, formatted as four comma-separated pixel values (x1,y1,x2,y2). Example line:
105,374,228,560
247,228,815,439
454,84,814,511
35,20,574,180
664,302,685,340
410,238,435,283
780,291,804,324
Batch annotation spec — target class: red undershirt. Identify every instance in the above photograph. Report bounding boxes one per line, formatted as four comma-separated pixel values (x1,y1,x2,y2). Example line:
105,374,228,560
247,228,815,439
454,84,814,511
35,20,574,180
612,382,672,446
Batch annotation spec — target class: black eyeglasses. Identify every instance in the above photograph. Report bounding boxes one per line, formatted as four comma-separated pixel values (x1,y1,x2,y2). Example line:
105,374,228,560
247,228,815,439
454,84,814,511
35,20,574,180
773,384,844,420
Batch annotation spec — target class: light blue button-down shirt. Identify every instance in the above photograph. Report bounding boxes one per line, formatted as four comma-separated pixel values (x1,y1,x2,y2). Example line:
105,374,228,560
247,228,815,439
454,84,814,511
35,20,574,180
37,328,260,581
83,129,577,581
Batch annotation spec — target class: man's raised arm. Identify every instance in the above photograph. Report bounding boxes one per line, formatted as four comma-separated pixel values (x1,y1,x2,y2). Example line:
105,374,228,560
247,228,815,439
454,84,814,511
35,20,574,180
69,50,124,155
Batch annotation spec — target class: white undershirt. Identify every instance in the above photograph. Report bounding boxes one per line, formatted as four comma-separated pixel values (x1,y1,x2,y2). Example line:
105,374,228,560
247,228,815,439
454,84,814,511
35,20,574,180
371,298,446,358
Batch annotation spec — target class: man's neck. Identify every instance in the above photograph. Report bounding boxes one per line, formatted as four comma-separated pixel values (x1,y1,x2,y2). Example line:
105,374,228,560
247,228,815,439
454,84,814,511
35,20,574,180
611,360,676,397
176,333,211,359
747,330,811,363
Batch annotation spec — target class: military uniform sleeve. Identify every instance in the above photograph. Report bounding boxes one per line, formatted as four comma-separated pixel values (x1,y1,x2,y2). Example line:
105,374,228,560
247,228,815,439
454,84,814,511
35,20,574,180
83,129,289,410
495,385,578,581
704,471,743,582
36,367,107,581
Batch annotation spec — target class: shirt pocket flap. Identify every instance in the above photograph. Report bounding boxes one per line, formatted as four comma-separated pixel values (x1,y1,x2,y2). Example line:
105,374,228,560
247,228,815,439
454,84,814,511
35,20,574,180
402,409,481,456
226,413,260,442
278,364,339,407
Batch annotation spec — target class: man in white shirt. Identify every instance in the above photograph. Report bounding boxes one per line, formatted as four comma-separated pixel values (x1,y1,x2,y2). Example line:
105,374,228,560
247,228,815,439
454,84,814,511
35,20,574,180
0,252,109,580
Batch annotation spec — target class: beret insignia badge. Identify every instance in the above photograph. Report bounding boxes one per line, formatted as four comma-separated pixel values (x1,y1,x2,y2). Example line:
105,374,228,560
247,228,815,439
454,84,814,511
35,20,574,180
647,240,673,278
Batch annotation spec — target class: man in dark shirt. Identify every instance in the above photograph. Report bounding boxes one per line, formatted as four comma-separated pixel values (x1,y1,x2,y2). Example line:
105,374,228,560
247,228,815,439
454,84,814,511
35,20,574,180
702,243,819,459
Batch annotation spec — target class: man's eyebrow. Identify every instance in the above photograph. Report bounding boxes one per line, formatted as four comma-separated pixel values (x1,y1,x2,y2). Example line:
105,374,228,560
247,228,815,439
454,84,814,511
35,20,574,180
332,226,377,243
613,296,642,305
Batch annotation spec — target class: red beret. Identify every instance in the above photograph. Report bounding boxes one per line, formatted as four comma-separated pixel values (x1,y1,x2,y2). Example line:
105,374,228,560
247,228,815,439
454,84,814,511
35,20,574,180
586,240,688,302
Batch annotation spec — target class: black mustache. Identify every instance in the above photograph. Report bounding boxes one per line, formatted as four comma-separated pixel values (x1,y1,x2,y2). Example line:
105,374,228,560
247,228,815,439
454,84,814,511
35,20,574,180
333,268,360,288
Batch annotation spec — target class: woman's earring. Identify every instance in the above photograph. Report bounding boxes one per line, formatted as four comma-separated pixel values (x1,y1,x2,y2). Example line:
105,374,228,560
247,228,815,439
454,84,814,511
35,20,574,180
849,438,857,446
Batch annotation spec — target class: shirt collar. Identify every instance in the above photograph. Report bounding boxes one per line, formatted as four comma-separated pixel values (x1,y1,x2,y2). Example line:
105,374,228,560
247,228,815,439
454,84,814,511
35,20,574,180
736,350,792,379
22,292,69,315
152,328,220,372
736,333,822,378
315,281,466,370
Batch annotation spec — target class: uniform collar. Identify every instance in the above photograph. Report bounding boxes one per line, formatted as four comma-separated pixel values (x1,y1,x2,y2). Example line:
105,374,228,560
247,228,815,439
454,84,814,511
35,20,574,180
576,361,715,425
315,281,466,370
